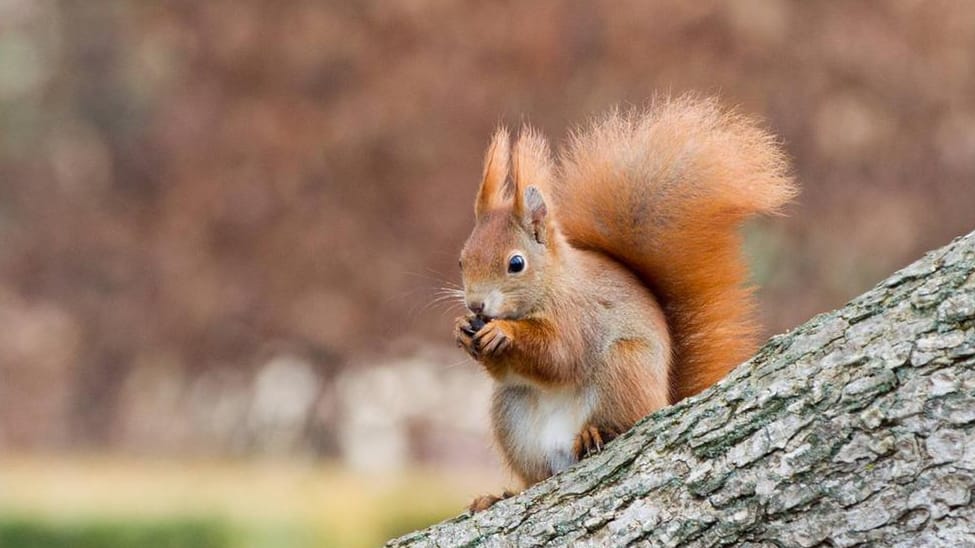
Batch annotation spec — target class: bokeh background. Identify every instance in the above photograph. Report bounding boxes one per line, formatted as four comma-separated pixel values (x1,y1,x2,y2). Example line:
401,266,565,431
1,1,973,546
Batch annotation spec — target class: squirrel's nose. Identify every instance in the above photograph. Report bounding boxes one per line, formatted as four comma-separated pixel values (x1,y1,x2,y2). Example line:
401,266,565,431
468,300,484,315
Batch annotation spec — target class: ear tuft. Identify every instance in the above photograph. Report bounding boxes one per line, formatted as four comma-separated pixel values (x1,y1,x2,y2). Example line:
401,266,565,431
511,127,554,196
511,127,554,242
475,127,511,219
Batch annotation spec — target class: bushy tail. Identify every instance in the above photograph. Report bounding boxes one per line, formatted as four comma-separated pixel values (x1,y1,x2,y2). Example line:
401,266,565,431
555,96,796,401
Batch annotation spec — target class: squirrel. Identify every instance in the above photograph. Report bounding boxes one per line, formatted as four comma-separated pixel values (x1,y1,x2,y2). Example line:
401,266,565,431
453,95,796,512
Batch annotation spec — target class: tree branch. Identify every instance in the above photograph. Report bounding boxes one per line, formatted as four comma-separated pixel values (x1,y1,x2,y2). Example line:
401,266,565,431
390,229,975,547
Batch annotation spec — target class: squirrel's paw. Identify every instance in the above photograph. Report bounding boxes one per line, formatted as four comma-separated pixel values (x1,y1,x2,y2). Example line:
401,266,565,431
454,315,483,358
474,321,513,357
573,426,618,460
468,489,515,513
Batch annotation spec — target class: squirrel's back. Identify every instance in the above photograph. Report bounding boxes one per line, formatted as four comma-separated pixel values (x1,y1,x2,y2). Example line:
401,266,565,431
554,96,796,401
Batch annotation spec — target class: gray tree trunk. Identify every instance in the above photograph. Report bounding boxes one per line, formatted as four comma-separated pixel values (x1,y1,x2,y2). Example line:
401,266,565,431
390,230,975,548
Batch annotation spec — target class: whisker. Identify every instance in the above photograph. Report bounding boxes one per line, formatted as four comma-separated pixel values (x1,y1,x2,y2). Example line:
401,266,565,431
392,261,469,325
431,295,465,305
416,295,466,319
402,268,462,287
433,286,465,299
442,355,477,369
407,287,467,319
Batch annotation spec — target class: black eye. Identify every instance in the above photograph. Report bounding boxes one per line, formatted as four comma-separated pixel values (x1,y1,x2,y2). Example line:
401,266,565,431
507,254,525,273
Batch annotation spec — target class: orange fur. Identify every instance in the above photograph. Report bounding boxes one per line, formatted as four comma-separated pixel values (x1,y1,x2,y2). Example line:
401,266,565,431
556,96,796,400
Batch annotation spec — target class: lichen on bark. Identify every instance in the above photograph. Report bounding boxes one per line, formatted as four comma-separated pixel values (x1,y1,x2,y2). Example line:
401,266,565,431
389,230,975,548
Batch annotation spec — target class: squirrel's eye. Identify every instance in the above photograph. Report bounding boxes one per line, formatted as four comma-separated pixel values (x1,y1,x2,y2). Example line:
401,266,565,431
458,259,463,270
507,254,526,274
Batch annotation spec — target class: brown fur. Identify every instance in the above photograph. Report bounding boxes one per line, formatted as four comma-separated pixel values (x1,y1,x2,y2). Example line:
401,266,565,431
456,96,795,511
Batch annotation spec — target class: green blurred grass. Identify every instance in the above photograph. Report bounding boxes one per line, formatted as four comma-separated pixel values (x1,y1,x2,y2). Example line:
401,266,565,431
0,456,500,548
0,516,231,548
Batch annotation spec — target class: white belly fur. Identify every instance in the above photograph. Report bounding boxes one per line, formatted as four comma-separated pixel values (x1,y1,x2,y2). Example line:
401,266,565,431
500,376,594,475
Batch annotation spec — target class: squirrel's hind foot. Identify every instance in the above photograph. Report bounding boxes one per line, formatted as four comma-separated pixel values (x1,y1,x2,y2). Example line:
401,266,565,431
468,489,516,513
573,426,618,460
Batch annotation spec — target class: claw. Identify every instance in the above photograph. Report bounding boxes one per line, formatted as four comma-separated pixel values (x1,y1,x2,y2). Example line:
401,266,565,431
573,426,616,460
461,316,484,337
473,321,511,358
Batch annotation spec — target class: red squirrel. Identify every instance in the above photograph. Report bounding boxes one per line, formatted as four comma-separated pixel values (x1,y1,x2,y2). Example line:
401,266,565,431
454,96,796,511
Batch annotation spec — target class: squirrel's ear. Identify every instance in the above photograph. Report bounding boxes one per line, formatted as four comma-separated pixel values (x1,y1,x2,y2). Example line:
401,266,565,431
475,127,511,219
522,186,549,244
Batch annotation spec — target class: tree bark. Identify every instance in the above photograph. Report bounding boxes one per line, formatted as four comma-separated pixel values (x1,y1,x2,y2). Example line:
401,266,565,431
390,230,975,548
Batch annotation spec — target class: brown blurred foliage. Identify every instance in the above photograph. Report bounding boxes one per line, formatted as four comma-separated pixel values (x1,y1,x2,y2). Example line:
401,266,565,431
0,1,973,456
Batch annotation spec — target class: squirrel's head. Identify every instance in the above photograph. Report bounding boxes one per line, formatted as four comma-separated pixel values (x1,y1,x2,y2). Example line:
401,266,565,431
459,127,558,320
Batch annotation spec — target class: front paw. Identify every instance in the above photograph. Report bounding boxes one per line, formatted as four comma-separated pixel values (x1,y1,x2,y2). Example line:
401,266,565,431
474,321,513,358
454,315,484,358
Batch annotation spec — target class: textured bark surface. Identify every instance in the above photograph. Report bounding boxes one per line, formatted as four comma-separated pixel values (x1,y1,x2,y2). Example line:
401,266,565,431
390,230,975,548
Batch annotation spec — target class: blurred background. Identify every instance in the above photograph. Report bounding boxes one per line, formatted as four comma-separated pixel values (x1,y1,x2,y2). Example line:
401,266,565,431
1,1,973,546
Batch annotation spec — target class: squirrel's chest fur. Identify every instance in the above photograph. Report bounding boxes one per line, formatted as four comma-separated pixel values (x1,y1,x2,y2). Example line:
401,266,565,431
492,376,596,484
